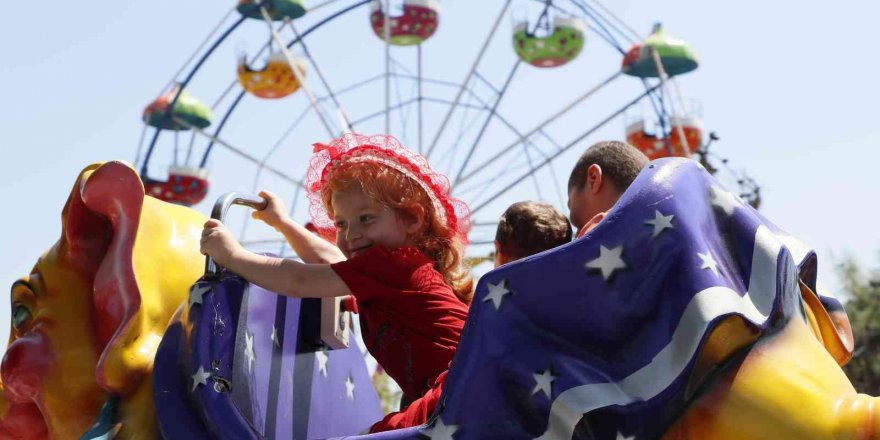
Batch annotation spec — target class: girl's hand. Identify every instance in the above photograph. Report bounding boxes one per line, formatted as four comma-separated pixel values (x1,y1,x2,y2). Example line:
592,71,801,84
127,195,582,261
251,190,290,230
200,219,245,268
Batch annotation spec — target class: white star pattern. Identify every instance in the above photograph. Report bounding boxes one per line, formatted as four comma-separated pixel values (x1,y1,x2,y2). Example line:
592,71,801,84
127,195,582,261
188,283,211,307
245,332,255,372
616,432,635,440
585,245,627,281
271,326,280,348
344,374,355,400
698,251,720,276
710,185,741,216
316,348,329,377
532,369,556,397
191,365,211,392
422,417,459,440
483,280,511,310
644,210,675,238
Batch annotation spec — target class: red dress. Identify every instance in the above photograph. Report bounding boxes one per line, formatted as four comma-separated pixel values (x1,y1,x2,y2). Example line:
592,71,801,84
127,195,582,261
330,246,468,430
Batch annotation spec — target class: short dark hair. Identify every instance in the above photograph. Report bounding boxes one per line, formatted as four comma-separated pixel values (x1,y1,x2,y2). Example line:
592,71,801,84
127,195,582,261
495,201,572,261
567,140,649,193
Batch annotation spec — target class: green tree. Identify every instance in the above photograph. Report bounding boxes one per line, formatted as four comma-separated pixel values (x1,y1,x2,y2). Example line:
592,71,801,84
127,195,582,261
838,257,880,394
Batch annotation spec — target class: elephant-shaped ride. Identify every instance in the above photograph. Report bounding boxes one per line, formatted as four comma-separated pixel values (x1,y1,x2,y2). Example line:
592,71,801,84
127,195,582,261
0,159,877,440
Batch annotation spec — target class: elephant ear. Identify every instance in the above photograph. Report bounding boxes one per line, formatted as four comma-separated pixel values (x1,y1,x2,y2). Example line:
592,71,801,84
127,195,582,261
79,161,146,393
59,163,111,276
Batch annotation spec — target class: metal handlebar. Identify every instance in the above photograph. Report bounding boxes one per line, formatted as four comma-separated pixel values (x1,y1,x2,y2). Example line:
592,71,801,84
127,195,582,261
204,192,268,279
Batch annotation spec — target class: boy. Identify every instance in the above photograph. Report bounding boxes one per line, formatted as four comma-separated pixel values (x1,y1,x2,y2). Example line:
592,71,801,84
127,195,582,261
494,201,572,266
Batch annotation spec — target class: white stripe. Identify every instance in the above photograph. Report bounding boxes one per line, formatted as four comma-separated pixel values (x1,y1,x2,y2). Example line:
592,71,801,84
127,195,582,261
775,233,840,303
535,226,787,439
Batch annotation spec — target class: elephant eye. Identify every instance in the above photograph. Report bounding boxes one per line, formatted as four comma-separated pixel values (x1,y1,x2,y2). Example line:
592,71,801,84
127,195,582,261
12,303,31,329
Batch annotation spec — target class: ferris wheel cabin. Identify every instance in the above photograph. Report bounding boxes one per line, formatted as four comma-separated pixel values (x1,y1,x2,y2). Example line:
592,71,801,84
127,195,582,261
238,52,307,99
369,0,441,46
513,16,587,68
237,0,306,21
622,23,698,78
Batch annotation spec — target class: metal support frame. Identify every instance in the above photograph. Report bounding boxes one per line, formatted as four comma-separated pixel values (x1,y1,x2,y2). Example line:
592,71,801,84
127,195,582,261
457,70,622,185
286,18,353,130
175,117,304,188
140,14,247,177
451,60,521,185
417,44,424,153
260,6,336,137
195,0,370,168
383,0,392,134
426,0,513,159
470,84,660,215
650,47,690,156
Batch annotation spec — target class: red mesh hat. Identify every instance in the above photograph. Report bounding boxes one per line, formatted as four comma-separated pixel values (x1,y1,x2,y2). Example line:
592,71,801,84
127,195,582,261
305,133,471,242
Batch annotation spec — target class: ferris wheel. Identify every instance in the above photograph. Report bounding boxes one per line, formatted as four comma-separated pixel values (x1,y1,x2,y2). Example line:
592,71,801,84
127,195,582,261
132,0,748,258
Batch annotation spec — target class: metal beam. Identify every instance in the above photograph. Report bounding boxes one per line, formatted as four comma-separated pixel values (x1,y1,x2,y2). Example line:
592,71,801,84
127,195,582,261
260,6,337,137
470,84,660,215
457,70,622,185
451,60,521,185
175,117,304,188
425,0,513,159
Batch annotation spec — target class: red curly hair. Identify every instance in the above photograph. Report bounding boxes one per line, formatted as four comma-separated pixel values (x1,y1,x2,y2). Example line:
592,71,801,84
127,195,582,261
321,161,473,304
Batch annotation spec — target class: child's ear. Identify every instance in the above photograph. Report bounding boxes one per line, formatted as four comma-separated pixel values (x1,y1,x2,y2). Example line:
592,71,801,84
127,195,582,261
404,205,426,235
586,163,604,195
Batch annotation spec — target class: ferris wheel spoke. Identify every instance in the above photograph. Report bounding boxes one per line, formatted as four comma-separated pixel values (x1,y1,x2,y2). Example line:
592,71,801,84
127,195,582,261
641,78,665,123
470,84,660,215
332,73,386,97
457,70,622,186
529,134,568,208
648,49,691,155
132,124,149,169
173,117,304,188
426,0,514,159
210,26,279,112
438,91,482,171
522,141,545,201
455,144,535,198
260,7,337,137
250,103,314,193
579,0,642,43
196,27,288,170
140,14,248,178
456,160,528,197
421,97,483,111
350,97,419,126
452,61,521,186
390,59,412,144
199,91,247,168
184,130,198,166
350,95,491,129
456,136,550,202
286,18,353,130
568,0,628,54
383,0,392,134
417,44,424,153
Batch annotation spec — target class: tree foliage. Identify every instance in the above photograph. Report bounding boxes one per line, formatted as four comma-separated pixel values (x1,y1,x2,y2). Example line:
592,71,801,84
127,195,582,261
838,257,880,395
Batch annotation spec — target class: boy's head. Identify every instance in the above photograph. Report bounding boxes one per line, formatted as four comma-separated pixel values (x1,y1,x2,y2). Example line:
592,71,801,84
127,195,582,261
494,201,572,267
567,140,649,231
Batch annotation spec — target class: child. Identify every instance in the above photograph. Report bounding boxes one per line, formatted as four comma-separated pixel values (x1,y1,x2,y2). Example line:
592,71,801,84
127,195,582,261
200,133,472,432
494,201,572,267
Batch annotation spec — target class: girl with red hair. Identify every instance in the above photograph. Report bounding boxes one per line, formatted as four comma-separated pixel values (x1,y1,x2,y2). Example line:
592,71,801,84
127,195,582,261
201,133,471,431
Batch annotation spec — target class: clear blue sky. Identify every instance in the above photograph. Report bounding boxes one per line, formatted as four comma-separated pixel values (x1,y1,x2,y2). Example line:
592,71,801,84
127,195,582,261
1,0,879,344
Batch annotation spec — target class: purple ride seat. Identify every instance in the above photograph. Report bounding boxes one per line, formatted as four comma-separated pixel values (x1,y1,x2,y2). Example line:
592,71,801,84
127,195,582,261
153,270,382,439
